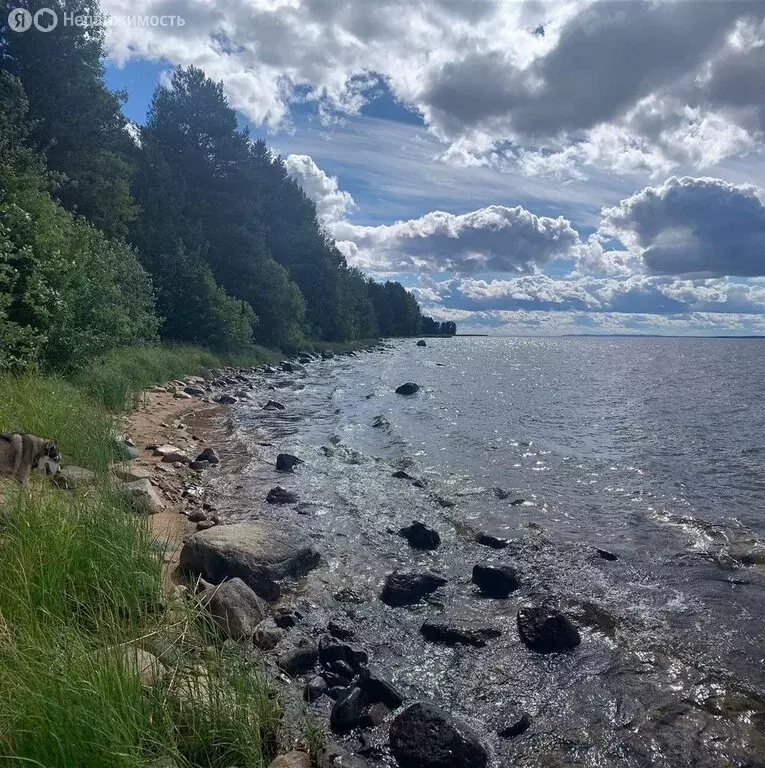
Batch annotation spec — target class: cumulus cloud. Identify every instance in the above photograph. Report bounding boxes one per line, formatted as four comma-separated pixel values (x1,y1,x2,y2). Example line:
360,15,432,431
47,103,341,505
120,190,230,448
331,205,585,274
102,0,765,178
284,154,356,222
599,176,765,277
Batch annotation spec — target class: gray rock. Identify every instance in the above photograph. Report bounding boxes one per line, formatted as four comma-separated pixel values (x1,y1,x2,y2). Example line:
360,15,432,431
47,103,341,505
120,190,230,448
421,616,501,647
497,707,532,738
277,637,318,676
173,391,193,400
253,617,285,651
202,577,266,640
53,465,96,490
184,386,206,396
472,563,520,598
196,520,216,531
215,394,237,405
389,701,489,768
161,452,190,464
266,486,299,504
187,510,207,523
475,532,510,549
195,447,220,465
318,634,368,672
276,453,303,472
268,751,311,768
356,668,404,709
180,521,321,601
596,548,619,561
517,603,581,653
395,382,420,396
380,571,447,607
304,675,329,703
189,460,210,471
264,400,286,411
112,465,152,482
121,478,164,514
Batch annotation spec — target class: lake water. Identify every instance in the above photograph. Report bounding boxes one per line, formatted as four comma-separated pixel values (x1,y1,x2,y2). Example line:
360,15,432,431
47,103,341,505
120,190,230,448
219,337,765,767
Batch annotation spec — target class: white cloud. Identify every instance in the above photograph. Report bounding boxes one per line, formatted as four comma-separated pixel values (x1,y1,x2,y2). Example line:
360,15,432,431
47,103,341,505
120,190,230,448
284,154,356,222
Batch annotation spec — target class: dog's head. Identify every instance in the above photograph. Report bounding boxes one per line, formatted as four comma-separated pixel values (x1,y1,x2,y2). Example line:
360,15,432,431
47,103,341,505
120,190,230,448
40,439,60,476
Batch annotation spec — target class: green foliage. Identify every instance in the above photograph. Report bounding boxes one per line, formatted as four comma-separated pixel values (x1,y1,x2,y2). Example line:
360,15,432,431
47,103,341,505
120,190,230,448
368,279,423,337
422,316,457,335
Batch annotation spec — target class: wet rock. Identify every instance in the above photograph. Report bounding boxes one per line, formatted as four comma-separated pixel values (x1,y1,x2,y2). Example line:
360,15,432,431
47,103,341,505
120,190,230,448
327,660,357,682
267,486,299,505
195,447,220,465
359,702,390,728
389,701,489,768
420,616,501,647
269,752,311,768
215,394,237,405
371,415,389,429
432,495,456,508
187,510,207,523
565,599,618,637
509,498,527,506
517,603,581,653
331,687,368,733
53,465,96,490
253,618,284,651
416,340,427,347
202,577,266,641
318,742,370,768
318,634,368,671
264,400,286,411
472,563,520,598
121,478,165,514
494,487,511,499
334,587,366,604
596,548,619,561
356,668,404,709
184,386,206,396
395,382,420,396
274,609,299,628
179,521,321,601
189,460,210,471
497,707,531,738
412,478,428,489
475,532,510,549
276,453,303,472
280,362,305,373
380,571,447,607
328,619,354,641
322,670,352,688
277,637,318,676
398,521,441,551
304,675,329,703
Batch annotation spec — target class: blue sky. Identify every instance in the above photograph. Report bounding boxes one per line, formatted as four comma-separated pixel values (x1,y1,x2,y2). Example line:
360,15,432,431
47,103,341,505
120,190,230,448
102,0,765,336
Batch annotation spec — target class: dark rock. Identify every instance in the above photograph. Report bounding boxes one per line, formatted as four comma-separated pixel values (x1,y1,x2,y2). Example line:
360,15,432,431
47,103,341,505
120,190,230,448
267,486,299,505
356,668,404,709
380,571,447,607
322,671,352,689
565,599,618,636
161,452,190,464
596,548,619,561
420,617,501,647
331,687,368,733
196,520,216,531
187,510,207,523
195,447,220,465
391,470,414,480
184,386,206,396
264,400,286,411
277,637,318,676
189,460,211,471
328,619,354,641
371,415,389,429
253,618,284,650
398,521,440,551
202,577,266,641
179,521,321,601
494,487,511,499
327,660,356,681
509,498,527,506
412,478,428,489
304,675,329,702
433,495,456,508
359,702,390,728
416,340,427,347
318,634,368,671
215,394,237,405
517,603,581,653
476,532,510,549
395,382,420,396
334,587,366,603
497,708,531,738
389,701,489,768
327,686,350,700
472,563,520,598
276,453,303,472
274,610,298,628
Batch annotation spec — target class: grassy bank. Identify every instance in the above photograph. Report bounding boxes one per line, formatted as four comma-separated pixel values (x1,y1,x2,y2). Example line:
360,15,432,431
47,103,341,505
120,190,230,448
0,343,286,767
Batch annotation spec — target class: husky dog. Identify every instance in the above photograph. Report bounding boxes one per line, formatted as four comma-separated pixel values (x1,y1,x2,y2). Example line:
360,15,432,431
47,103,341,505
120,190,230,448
0,432,60,485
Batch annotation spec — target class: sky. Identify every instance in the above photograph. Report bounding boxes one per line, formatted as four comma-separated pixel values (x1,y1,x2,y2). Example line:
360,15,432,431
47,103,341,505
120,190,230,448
102,0,765,336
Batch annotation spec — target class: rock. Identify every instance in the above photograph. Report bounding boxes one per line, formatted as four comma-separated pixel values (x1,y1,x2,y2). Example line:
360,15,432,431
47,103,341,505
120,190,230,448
253,618,285,651
280,362,305,373
53,465,96,490
493,487,511,499
304,675,329,703
432,495,456,508
497,707,531,738
565,599,618,637
120,647,165,688
327,619,354,641
161,452,190,464
472,563,520,598
596,548,619,561
389,702,489,768
264,400,286,411
391,470,414,480
173,391,193,400
187,510,207,523
371,415,389,429
269,751,311,768
509,498,527,506
517,603,581,653
274,610,298,628
398,521,441,551
267,486,299,505
196,520,216,531
121,478,165,514
152,443,183,457
184,386,206,396
276,453,303,473
416,340,427,347
318,634,368,672
356,668,404,709
412,478,428,489
380,571,447,607
331,687,368,733
180,521,321,601
420,616,501,647
112,465,152,482
277,637,318,676
359,702,390,728
202,577,266,641
475,532,510,549
215,394,237,405
395,382,420,396
195,447,220,465
115,441,140,460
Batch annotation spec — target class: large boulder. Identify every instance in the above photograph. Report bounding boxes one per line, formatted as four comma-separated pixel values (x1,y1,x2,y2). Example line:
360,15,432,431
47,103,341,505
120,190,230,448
380,571,447,607
389,702,489,768
121,478,165,514
180,522,321,601
395,382,420,396
517,603,581,653
472,563,520,598
416,340,427,347
201,577,266,640
398,521,440,551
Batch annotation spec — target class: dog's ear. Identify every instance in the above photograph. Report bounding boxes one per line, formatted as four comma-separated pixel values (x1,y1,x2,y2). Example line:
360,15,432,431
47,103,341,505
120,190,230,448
44,440,59,459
